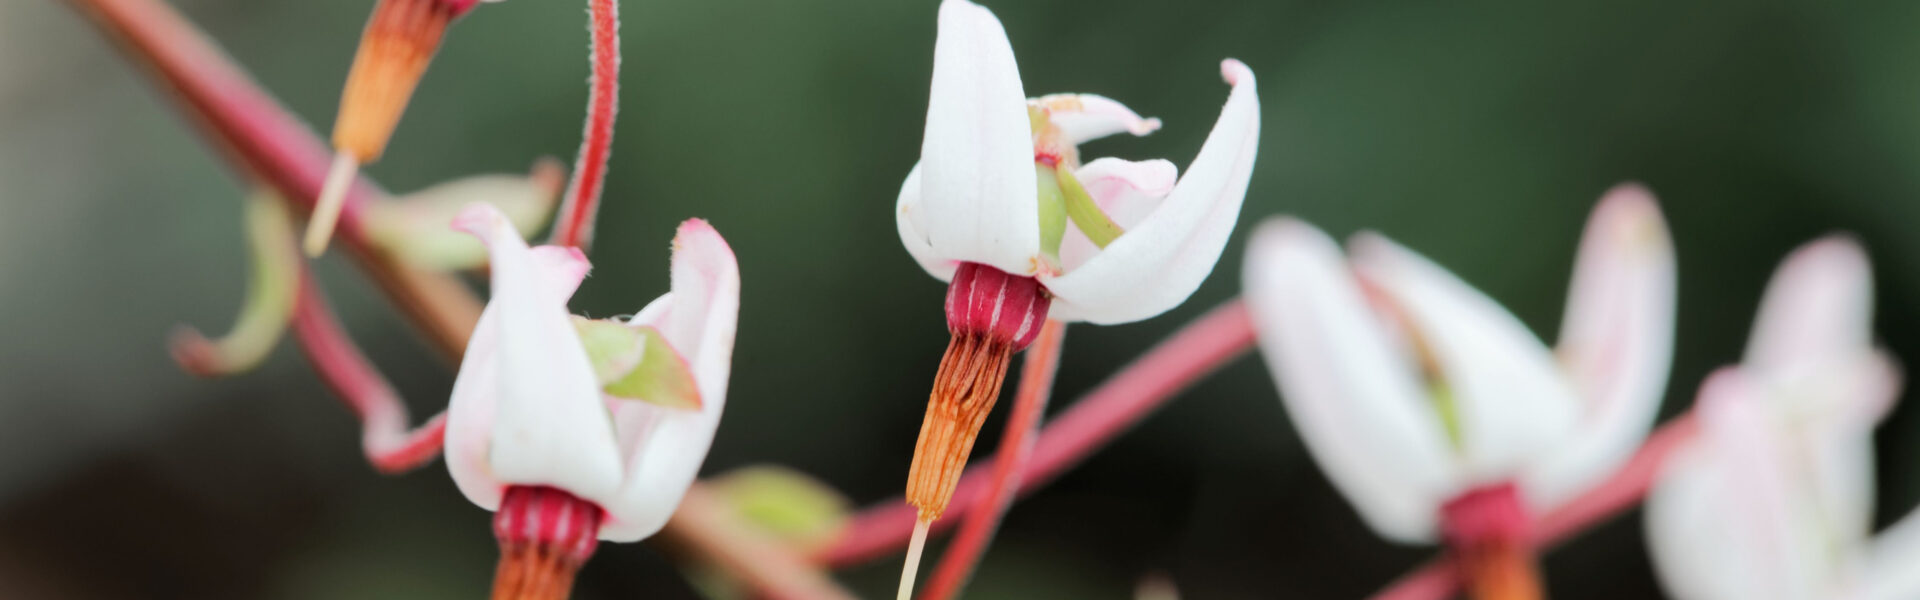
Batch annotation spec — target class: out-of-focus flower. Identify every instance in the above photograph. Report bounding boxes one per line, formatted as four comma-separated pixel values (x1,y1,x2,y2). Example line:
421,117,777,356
1647,237,1906,600
1245,186,1674,600
1245,185,1676,543
443,203,739,598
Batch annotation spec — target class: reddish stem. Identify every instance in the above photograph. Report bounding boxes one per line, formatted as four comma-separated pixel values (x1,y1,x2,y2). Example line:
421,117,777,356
917,320,1068,600
822,300,1255,567
290,269,447,474
69,0,482,360
550,0,620,250
1367,411,1703,600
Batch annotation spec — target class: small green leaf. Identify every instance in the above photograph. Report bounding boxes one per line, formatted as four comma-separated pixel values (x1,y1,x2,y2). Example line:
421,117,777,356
1055,163,1126,248
602,325,703,410
570,317,645,384
1035,164,1068,270
710,466,851,552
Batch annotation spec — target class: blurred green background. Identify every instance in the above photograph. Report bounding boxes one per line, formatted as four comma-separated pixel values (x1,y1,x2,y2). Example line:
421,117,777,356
4,0,1920,597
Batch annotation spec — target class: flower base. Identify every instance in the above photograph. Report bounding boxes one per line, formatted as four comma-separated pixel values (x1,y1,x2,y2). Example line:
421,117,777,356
491,486,605,600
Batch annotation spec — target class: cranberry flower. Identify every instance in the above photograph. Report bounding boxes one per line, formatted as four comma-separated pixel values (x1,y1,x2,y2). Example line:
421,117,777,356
890,0,1259,593
1647,237,1908,600
443,203,739,598
1243,186,1675,599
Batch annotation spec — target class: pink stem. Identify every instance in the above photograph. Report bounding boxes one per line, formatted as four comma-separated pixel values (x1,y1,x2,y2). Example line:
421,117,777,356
550,0,620,250
822,300,1255,567
69,0,483,360
290,269,447,474
918,320,1068,600
1366,412,1703,600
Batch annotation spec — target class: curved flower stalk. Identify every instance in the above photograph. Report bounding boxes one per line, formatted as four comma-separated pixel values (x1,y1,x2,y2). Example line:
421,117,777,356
170,188,302,377
445,203,740,599
892,0,1259,592
1647,237,1907,600
1243,185,1676,599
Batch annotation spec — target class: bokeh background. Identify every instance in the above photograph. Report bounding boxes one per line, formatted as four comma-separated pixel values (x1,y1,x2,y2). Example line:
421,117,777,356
4,0,1920,597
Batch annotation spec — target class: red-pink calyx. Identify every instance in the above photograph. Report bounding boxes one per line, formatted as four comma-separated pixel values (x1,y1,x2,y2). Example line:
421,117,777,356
491,485,605,600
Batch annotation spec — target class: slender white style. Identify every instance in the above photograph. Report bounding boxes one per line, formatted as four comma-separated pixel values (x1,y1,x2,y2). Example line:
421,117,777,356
1243,185,1677,543
895,0,1262,325
1647,236,1908,600
443,202,740,542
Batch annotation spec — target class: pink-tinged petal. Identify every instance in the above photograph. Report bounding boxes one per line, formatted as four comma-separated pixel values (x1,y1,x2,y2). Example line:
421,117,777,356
1057,158,1178,273
1347,233,1580,485
916,0,1040,277
1034,93,1162,145
529,245,591,300
896,163,961,281
1525,185,1677,508
1744,235,1874,375
1045,59,1259,324
450,203,624,509
1647,369,1820,600
1243,218,1457,544
600,219,740,542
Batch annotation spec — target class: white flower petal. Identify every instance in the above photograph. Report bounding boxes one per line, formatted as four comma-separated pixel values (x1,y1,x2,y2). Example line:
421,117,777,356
1861,503,1920,600
1057,157,1178,273
1647,369,1821,600
445,303,505,509
1243,218,1457,544
1046,59,1259,324
916,0,1040,277
1525,185,1677,508
1347,232,1580,486
599,219,740,542
448,203,624,510
1034,93,1162,145
1745,235,1874,375
895,163,961,281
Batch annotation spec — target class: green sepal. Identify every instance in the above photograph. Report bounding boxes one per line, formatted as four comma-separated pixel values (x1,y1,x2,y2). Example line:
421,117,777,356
1035,164,1068,271
570,317,704,410
1428,381,1465,452
1055,163,1126,248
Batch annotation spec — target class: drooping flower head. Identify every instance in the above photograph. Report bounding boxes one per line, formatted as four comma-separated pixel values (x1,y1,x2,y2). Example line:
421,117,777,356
444,202,739,597
1647,237,1906,600
894,0,1261,529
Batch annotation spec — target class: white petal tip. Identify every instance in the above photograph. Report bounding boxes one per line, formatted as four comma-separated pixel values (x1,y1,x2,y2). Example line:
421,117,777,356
1134,117,1164,136
1221,59,1255,86
451,202,510,238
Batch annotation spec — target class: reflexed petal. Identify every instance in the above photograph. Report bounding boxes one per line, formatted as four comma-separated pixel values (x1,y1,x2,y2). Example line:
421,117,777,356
1647,370,1820,600
1046,59,1259,324
450,203,624,509
446,303,505,509
601,219,740,542
1243,218,1457,543
917,0,1040,276
1035,93,1162,145
1745,235,1874,375
1347,233,1579,485
1526,185,1677,507
896,163,961,281
1057,158,1177,272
